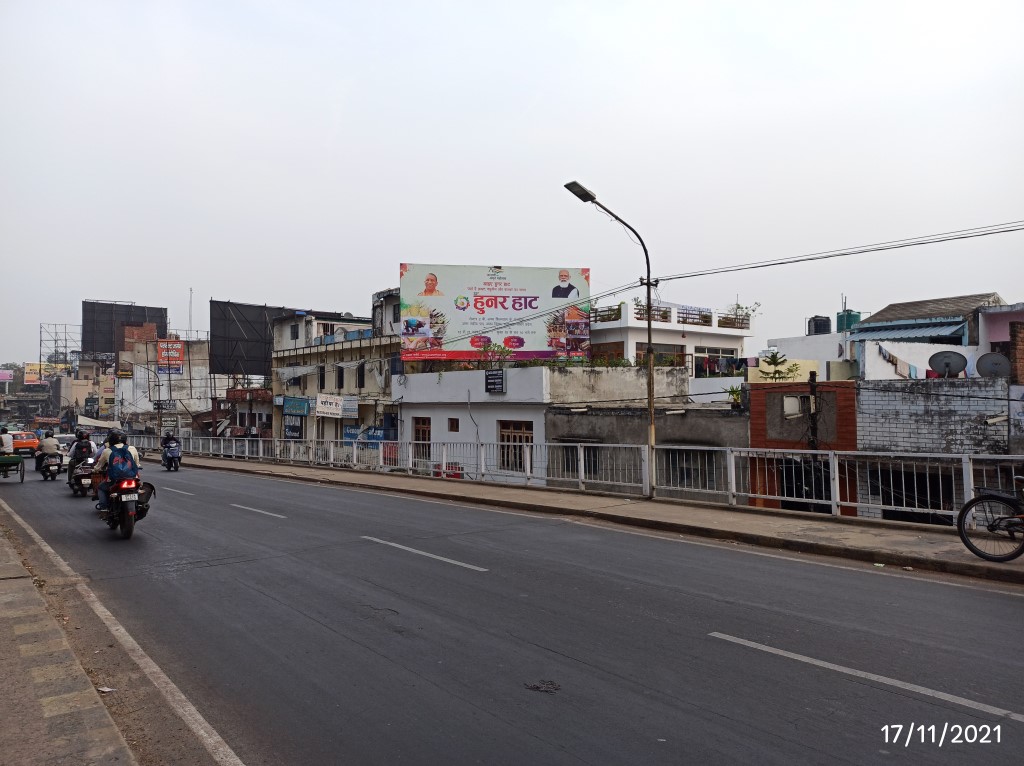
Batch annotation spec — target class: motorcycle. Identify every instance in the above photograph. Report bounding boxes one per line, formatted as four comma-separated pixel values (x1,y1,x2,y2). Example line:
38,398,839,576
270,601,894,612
100,479,156,540
38,453,63,481
69,457,96,497
162,440,182,471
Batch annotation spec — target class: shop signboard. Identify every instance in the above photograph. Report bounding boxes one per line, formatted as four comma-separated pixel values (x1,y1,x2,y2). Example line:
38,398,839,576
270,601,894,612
283,414,304,440
157,340,185,375
282,396,310,416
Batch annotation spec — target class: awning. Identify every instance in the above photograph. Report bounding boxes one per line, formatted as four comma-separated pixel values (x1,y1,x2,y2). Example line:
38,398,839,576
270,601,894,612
848,323,965,341
77,415,123,430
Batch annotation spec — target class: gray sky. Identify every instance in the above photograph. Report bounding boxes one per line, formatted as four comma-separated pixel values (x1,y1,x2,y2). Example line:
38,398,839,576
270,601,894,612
2,0,1022,364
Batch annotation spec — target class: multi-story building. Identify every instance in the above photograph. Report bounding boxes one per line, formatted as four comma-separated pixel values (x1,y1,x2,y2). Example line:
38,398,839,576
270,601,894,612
270,289,403,442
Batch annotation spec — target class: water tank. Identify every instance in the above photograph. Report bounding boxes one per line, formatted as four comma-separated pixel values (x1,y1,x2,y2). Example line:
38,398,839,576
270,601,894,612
836,309,861,332
807,315,832,336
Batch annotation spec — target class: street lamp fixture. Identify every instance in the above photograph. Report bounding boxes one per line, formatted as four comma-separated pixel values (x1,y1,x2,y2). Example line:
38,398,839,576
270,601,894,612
563,181,659,497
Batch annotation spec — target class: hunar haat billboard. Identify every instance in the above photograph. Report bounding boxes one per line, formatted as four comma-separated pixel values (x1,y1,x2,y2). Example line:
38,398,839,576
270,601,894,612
399,264,591,361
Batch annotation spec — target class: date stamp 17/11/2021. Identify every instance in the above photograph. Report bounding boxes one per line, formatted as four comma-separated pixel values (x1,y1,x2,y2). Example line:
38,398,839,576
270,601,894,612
881,723,1001,747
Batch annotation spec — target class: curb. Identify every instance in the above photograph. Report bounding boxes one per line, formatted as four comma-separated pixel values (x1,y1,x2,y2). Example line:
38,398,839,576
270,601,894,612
149,456,1024,586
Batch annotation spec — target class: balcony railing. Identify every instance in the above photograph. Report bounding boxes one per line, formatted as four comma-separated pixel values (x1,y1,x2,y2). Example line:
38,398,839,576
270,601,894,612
589,303,752,331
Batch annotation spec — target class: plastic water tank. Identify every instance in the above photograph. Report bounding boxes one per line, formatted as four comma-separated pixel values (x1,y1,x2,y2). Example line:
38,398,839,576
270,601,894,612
807,315,832,335
836,310,861,332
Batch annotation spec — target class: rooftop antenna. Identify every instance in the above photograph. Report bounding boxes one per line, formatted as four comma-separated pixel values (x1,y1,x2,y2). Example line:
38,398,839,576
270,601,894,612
975,352,1010,378
928,350,968,378
189,288,193,334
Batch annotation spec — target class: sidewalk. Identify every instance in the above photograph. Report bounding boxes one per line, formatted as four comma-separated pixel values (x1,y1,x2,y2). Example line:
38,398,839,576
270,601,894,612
161,454,1024,586
0,532,136,765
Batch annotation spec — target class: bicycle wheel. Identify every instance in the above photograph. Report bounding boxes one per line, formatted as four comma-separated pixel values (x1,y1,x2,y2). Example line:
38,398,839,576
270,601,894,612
957,496,1024,562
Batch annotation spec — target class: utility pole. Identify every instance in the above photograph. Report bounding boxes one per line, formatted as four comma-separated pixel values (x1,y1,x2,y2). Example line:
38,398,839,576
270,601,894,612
807,370,819,451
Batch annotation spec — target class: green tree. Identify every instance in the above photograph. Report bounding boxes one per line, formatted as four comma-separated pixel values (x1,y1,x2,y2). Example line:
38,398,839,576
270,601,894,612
758,351,800,382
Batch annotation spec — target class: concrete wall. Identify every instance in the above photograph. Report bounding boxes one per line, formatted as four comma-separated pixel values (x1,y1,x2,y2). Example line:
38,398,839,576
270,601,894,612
395,366,690,407
768,332,850,367
688,376,745,403
857,378,1009,454
546,406,749,448
857,340,980,380
400,403,547,445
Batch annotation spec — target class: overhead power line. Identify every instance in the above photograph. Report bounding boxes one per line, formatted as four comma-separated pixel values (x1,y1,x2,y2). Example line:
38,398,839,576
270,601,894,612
657,220,1024,283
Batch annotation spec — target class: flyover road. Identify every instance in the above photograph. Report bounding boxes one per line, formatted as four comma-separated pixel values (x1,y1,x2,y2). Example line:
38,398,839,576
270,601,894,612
3,466,1024,766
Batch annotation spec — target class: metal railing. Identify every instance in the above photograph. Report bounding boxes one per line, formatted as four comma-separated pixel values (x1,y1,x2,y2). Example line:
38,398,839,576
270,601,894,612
135,436,1023,527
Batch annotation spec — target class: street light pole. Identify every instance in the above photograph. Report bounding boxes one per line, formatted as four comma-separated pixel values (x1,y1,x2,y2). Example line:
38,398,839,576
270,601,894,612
563,181,658,497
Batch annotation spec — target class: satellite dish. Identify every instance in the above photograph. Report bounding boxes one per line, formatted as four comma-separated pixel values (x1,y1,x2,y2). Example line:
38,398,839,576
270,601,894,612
344,312,354,318
928,351,967,378
976,352,1011,378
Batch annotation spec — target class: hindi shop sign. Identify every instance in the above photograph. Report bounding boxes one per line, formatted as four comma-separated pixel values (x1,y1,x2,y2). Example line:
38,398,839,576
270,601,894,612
157,340,185,375
399,263,591,361
315,394,344,418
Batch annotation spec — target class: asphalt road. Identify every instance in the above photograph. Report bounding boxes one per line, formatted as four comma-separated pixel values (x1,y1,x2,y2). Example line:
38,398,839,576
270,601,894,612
5,465,1024,765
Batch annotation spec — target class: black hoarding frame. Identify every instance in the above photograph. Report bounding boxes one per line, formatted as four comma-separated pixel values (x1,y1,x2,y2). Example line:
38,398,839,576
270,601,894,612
209,300,294,377
81,301,169,354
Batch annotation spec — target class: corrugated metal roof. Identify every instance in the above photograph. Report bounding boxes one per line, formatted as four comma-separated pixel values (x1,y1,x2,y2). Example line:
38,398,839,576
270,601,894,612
848,323,965,341
863,293,1003,324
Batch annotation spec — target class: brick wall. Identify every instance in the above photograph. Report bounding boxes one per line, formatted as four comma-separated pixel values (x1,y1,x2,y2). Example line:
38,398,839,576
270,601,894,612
1010,321,1024,386
857,378,1009,454
749,381,857,450
115,322,159,351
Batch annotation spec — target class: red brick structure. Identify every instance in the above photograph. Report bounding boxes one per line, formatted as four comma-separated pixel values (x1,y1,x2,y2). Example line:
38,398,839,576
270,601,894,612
747,380,858,514
115,322,160,352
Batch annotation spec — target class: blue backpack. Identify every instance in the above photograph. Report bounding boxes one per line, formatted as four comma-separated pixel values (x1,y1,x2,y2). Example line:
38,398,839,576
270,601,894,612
107,445,139,481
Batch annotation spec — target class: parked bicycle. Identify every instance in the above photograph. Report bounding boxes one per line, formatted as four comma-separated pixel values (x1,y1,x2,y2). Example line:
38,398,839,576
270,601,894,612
956,476,1024,562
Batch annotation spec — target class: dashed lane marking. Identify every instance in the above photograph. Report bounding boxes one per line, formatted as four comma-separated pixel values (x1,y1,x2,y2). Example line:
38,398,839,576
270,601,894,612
230,504,286,519
710,632,1024,723
362,536,489,571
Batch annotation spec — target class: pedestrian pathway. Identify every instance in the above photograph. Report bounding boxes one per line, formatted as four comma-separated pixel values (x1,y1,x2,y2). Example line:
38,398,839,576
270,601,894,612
0,533,136,766
156,454,1024,585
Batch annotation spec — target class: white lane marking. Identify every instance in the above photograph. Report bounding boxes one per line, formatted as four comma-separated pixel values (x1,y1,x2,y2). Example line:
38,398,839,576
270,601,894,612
230,504,286,519
0,498,246,765
163,487,195,496
710,632,1024,724
361,536,488,571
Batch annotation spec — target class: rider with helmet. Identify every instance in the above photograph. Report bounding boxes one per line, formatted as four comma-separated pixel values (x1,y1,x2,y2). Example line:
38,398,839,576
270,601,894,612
35,430,62,471
160,430,177,448
67,430,98,485
94,429,142,511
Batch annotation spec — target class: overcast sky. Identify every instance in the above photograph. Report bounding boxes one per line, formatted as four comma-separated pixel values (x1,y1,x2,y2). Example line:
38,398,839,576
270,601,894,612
2,0,1022,365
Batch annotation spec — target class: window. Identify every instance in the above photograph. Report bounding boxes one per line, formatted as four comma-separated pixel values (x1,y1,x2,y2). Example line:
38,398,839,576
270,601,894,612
448,418,460,432
392,303,401,323
318,365,326,390
498,420,533,472
390,353,404,376
357,360,366,388
289,324,299,340
336,365,344,389
783,395,814,418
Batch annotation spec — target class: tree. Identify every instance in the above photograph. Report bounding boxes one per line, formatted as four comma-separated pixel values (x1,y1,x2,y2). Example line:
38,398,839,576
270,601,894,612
477,343,514,370
758,351,800,382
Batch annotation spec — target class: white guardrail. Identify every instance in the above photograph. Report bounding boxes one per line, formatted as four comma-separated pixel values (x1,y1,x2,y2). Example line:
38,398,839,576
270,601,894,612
136,436,1023,527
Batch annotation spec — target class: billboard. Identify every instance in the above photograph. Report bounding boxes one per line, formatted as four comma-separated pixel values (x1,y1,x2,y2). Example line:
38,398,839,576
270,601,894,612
0,370,13,382
399,264,591,361
81,301,168,354
210,300,295,377
157,340,185,375
24,362,71,384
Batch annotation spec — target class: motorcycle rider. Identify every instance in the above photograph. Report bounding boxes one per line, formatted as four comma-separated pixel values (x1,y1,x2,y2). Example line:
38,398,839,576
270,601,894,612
160,430,177,448
67,430,98,485
94,429,142,512
35,430,62,472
